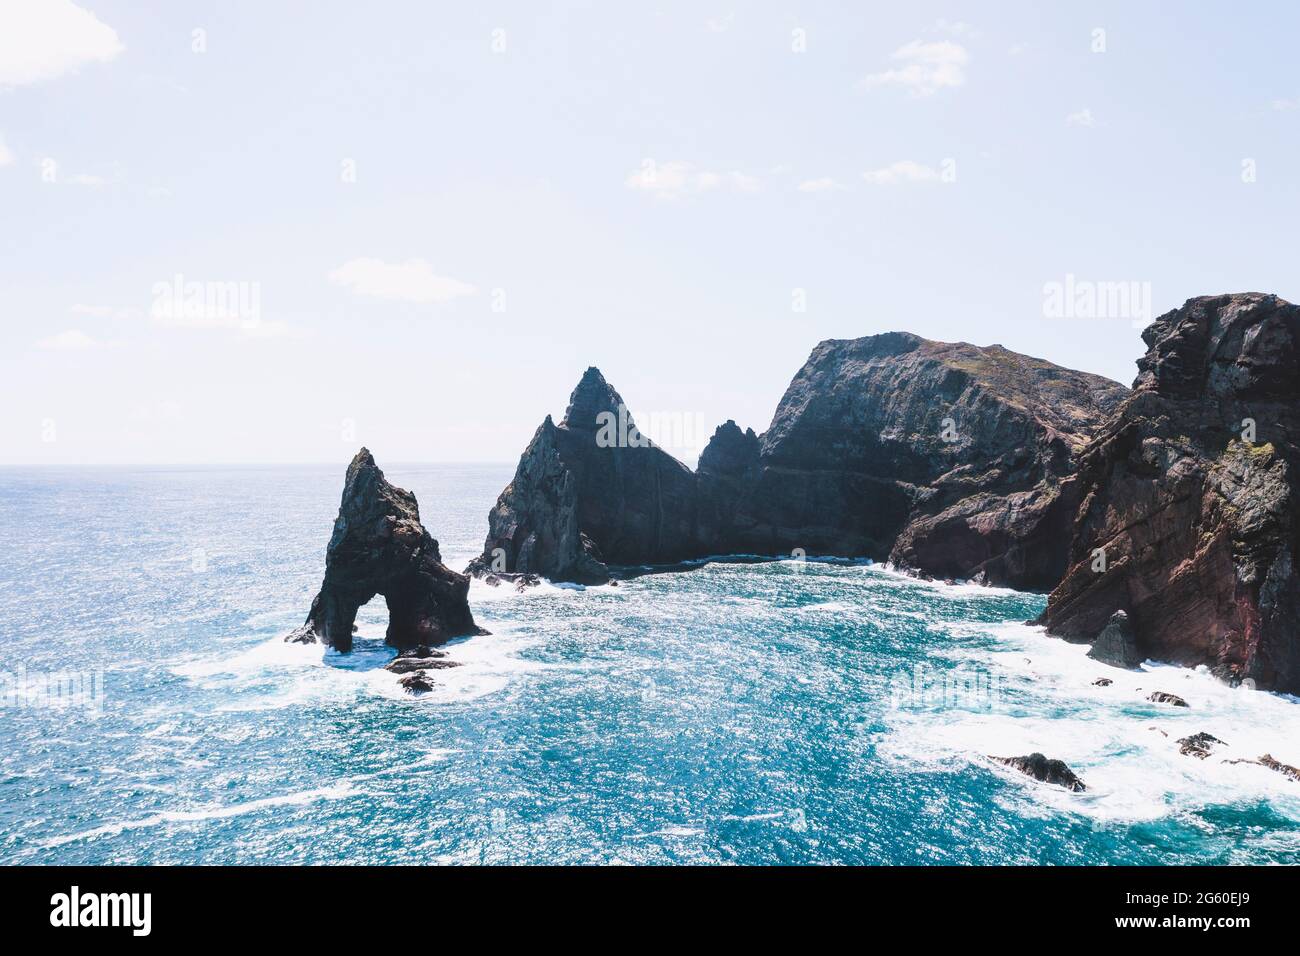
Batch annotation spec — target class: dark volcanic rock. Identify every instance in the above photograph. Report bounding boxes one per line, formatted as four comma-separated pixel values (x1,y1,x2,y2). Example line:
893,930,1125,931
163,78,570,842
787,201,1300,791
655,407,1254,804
1258,754,1300,782
1039,293,1300,694
726,333,1126,589
1148,691,1189,707
472,338,1123,590
1092,677,1113,687
1086,610,1144,669
385,645,461,674
399,672,435,694
287,449,487,652
1227,754,1300,781
468,368,700,582
1177,732,1225,759
990,753,1086,792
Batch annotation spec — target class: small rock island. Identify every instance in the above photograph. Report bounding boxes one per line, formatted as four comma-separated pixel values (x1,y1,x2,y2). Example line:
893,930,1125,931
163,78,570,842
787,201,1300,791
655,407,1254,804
287,449,486,652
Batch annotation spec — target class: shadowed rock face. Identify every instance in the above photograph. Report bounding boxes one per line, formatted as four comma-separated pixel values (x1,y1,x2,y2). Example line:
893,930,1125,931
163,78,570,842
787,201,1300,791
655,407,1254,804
707,332,1127,588
1087,610,1143,669
467,368,698,583
1039,293,1300,694
288,449,486,651
470,337,1124,591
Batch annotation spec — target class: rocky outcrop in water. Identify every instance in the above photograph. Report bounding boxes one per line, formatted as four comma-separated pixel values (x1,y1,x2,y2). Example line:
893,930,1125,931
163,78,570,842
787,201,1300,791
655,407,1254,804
467,368,700,583
1039,294,1300,694
1087,610,1143,669
288,449,486,652
470,337,1125,591
1147,691,1189,707
990,753,1086,791
384,645,460,674
1256,754,1300,782
1177,732,1225,759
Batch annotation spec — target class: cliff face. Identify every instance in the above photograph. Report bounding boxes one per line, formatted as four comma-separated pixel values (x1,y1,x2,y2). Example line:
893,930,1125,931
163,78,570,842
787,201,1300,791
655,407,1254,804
1039,293,1300,693
472,337,1125,591
289,449,485,651
707,332,1128,588
467,369,699,583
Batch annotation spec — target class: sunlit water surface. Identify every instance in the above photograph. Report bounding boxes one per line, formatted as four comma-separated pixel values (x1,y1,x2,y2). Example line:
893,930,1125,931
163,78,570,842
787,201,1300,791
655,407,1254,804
1,465,1298,864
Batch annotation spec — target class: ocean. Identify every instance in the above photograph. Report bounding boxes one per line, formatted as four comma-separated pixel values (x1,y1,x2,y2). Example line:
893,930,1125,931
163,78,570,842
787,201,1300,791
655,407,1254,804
1,464,1298,865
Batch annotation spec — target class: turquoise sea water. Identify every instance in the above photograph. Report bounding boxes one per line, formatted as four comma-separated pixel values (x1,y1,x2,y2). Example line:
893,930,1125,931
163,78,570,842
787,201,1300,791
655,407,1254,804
1,464,1298,865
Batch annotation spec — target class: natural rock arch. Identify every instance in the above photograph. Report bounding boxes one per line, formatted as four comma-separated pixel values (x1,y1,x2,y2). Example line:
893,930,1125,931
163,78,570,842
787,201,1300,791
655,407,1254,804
289,449,486,652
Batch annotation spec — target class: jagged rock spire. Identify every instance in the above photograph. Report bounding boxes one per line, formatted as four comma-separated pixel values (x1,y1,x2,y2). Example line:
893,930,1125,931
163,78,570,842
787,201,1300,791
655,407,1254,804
289,448,486,651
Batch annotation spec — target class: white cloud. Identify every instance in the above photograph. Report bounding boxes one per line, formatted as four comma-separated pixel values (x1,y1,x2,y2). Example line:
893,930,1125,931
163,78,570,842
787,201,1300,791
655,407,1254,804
67,172,106,186
329,257,476,303
626,160,760,199
1270,97,1300,112
0,0,124,89
1066,107,1096,128
797,177,846,193
862,160,942,185
0,135,13,167
36,329,97,350
861,40,968,97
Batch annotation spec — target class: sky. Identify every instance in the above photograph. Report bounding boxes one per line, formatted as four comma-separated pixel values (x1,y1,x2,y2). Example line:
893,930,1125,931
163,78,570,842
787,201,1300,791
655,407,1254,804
2,0,1299,465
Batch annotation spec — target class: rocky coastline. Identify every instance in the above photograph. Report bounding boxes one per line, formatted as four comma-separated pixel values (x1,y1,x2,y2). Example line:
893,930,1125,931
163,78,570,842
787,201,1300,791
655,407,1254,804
291,292,1300,704
463,292,1298,695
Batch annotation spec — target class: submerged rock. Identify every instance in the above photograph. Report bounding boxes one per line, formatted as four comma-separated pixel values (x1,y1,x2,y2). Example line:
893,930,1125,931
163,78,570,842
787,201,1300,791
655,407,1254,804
385,645,460,674
990,753,1086,792
1226,754,1300,781
1039,293,1300,694
1258,754,1300,782
399,671,435,694
1148,691,1189,707
1177,732,1225,759
1087,610,1143,669
287,449,487,652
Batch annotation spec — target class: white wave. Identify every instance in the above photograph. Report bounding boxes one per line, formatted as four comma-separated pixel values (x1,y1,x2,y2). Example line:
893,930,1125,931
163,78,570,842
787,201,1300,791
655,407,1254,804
42,783,367,848
874,561,1026,597
169,619,547,711
881,620,1300,825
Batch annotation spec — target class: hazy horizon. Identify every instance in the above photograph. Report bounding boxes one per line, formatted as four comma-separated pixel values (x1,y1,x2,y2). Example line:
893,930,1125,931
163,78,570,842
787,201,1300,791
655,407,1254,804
4,1,1298,465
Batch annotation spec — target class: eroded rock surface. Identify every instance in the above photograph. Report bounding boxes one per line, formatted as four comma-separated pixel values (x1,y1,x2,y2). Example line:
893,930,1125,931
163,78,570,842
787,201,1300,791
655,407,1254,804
1087,610,1144,669
467,369,697,584
1177,732,1225,759
288,449,486,652
1039,294,1300,694
470,337,1125,591
990,753,1087,792
385,645,461,674
727,333,1126,589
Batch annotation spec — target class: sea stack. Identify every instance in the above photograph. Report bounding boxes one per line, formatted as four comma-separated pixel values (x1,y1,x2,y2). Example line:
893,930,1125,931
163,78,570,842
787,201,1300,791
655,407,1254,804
1039,293,1300,694
288,448,486,651
467,367,699,583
